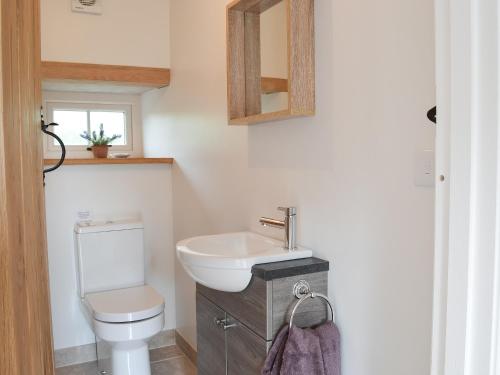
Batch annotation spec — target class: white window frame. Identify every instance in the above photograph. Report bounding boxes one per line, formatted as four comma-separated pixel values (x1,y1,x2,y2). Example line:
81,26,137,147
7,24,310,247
45,101,133,153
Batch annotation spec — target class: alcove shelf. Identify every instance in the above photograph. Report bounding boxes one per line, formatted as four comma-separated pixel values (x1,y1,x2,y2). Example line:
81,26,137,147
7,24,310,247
261,77,288,94
41,61,171,93
43,158,174,166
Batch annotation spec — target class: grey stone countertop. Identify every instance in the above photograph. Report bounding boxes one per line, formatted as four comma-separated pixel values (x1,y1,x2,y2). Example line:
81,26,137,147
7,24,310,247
251,257,329,281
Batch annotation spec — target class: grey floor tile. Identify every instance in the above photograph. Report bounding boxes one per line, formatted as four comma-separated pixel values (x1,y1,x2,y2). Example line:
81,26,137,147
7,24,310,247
151,356,197,375
150,345,185,363
55,347,196,375
55,343,97,368
55,361,98,375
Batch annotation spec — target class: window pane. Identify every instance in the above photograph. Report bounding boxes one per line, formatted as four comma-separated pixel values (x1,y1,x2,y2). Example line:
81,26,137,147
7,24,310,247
89,111,126,146
52,110,88,146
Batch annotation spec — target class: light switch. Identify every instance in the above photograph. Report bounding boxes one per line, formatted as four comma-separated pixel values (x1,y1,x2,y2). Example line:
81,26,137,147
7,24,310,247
414,150,435,187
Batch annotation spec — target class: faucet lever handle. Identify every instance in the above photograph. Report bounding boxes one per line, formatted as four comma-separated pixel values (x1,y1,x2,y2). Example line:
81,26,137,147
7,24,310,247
278,206,296,216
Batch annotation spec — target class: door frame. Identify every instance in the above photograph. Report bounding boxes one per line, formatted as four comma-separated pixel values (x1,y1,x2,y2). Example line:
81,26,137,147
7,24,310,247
0,0,55,374
432,0,500,374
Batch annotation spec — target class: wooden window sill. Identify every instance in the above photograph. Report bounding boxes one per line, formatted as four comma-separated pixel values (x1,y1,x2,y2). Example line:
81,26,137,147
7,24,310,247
43,158,174,166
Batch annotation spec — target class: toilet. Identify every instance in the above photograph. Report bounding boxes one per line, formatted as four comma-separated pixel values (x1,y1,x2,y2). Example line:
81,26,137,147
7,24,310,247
74,219,165,375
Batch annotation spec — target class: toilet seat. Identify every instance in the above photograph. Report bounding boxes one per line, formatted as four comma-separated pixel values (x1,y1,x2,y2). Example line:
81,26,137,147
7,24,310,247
84,285,164,323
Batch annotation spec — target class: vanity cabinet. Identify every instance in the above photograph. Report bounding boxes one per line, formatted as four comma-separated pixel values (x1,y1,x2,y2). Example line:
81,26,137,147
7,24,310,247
197,294,227,375
197,293,268,375
196,257,329,375
226,315,268,374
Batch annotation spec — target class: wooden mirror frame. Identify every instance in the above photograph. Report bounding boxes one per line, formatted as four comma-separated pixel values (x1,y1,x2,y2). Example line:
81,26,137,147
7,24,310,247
226,0,315,125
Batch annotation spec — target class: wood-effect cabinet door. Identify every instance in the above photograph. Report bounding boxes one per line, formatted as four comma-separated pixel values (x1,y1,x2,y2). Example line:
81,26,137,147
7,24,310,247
197,293,227,375
226,314,268,375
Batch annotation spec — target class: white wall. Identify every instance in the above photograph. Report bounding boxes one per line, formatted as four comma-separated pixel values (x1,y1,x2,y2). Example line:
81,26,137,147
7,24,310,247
142,1,436,375
41,0,170,67
44,165,175,350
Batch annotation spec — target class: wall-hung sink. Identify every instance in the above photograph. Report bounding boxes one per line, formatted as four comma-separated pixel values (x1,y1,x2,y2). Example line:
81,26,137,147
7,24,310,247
176,232,312,292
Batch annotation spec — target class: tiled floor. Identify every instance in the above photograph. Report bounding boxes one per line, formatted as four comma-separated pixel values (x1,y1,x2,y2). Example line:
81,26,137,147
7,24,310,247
55,345,196,375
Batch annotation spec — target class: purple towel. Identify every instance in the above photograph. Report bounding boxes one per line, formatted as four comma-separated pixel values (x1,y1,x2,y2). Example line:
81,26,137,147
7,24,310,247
262,322,341,375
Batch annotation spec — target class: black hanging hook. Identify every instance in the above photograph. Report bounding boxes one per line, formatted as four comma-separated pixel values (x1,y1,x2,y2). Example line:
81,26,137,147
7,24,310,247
41,108,66,185
427,106,437,124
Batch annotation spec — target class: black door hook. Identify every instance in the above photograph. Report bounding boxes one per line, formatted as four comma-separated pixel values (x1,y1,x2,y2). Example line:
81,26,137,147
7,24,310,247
427,106,437,124
41,109,66,185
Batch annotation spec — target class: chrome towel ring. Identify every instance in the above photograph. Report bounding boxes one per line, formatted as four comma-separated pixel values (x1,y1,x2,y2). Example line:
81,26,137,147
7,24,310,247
289,292,335,329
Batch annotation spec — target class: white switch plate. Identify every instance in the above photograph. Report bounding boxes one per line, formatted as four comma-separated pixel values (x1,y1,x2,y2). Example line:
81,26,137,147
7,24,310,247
414,150,435,187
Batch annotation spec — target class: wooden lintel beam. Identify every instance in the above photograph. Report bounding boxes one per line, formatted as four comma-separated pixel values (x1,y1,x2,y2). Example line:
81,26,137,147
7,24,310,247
41,61,171,88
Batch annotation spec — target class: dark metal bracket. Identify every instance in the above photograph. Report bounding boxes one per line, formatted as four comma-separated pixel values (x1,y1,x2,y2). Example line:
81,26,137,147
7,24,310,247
41,109,66,185
427,106,437,124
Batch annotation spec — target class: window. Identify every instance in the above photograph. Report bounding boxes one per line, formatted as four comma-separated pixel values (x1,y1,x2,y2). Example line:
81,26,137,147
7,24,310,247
46,102,133,153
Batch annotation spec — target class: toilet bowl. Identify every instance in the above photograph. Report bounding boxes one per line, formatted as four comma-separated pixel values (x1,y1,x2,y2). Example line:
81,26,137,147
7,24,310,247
83,285,165,375
74,219,166,375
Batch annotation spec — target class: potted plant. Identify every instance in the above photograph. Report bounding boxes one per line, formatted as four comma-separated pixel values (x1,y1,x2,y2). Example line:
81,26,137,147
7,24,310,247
80,124,122,159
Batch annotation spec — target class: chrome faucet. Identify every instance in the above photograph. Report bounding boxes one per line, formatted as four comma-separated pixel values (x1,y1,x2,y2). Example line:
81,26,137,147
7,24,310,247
259,207,297,251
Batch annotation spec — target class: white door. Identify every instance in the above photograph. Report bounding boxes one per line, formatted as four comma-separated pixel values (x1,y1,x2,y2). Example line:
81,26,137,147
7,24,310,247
432,0,500,374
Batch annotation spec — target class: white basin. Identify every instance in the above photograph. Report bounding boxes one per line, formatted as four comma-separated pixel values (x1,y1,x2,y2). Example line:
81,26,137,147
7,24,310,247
176,232,312,292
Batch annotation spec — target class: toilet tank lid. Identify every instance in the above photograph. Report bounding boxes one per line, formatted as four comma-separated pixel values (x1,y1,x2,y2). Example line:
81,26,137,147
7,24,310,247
75,219,143,234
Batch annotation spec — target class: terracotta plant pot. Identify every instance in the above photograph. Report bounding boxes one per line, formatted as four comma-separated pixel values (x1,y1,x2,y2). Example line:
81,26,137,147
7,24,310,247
91,145,110,159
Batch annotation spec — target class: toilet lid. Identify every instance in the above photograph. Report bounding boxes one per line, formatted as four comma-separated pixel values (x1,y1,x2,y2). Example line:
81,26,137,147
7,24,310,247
85,285,165,323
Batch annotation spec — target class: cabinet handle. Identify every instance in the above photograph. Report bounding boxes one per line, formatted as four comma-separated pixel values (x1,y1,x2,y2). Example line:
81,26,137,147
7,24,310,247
215,318,238,331
222,323,238,331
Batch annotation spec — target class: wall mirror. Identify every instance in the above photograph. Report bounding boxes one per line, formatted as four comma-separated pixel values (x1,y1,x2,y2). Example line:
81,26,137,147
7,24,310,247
227,0,315,125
